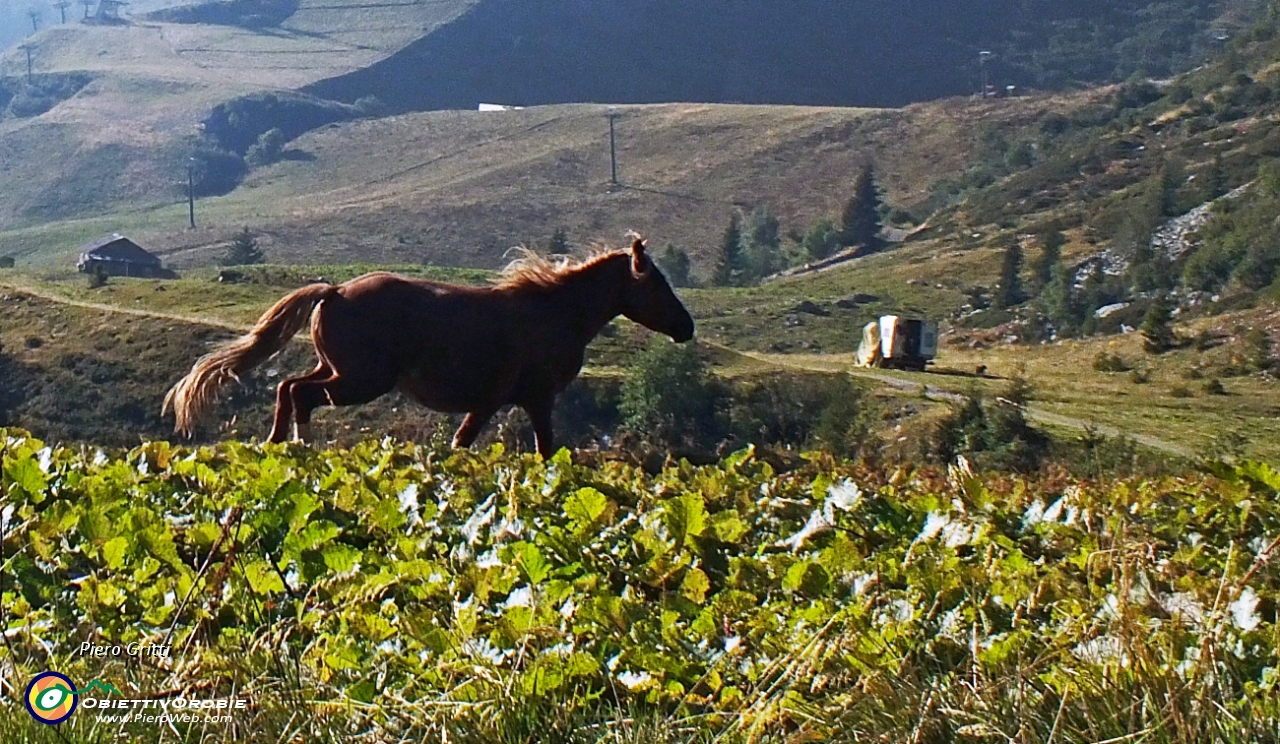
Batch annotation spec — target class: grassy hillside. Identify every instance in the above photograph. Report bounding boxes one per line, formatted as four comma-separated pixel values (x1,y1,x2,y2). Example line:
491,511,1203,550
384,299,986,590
0,0,1263,244
0,0,478,230
0,94,1097,271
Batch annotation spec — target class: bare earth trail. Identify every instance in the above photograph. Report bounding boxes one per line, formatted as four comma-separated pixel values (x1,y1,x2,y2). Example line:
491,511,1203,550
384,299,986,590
0,279,250,334
0,278,1196,458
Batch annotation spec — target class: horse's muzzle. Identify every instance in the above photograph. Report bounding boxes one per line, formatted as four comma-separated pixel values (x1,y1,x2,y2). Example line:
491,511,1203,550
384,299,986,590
671,318,695,343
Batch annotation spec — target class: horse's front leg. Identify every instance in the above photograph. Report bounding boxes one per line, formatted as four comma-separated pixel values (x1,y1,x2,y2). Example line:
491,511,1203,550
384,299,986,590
523,399,555,458
452,408,498,449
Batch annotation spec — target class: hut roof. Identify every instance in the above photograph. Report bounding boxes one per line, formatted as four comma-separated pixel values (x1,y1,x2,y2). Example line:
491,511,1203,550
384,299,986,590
79,234,161,265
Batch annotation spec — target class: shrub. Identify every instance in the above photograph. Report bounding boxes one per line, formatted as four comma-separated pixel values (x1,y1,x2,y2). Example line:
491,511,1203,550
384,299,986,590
552,378,622,449
6,90,56,118
620,339,722,448
929,372,1048,472
202,91,359,155
86,264,108,289
1069,425,1141,479
801,217,841,261
189,144,248,197
1129,368,1151,384
727,374,875,457
244,127,286,168
1169,385,1194,398
353,95,389,117
1204,378,1227,395
1092,352,1130,373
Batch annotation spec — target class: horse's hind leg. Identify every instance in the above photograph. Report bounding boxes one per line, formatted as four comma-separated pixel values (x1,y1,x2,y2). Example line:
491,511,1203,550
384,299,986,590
289,372,397,440
268,364,330,443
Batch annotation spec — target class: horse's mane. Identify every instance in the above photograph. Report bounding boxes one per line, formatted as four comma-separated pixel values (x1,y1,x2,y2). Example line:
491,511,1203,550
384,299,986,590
494,246,626,290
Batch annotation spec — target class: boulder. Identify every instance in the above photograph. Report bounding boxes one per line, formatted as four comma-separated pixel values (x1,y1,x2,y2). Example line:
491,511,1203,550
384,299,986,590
792,300,829,316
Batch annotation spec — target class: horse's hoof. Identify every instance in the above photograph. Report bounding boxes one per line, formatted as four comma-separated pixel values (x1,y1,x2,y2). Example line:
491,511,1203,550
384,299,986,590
293,422,313,443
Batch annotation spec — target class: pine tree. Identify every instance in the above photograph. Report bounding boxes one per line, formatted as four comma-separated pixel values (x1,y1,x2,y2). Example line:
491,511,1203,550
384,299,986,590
1204,157,1228,201
658,244,693,287
1030,229,1063,293
839,164,883,252
995,241,1024,308
741,207,783,282
1041,262,1081,336
1158,157,1187,217
222,228,265,266
1140,294,1177,354
713,214,744,287
546,228,570,254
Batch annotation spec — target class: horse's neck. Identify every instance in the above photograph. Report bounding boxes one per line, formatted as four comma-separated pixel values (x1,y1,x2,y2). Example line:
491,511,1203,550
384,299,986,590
549,257,627,342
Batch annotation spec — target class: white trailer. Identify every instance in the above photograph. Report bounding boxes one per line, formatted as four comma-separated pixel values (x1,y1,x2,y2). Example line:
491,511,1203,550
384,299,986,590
857,315,938,371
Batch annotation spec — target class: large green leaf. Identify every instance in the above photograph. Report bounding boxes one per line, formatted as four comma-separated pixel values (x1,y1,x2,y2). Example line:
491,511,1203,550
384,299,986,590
5,455,48,501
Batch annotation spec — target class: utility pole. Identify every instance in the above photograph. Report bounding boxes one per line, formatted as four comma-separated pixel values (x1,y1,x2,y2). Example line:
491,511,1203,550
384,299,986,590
606,107,620,186
54,0,71,23
979,50,993,98
187,158,196,229
19,44,33,83
80,0,93,19
27,8,41,31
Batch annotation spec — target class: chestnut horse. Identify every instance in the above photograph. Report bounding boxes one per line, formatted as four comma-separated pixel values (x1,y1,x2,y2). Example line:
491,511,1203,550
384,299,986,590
164,237,694,455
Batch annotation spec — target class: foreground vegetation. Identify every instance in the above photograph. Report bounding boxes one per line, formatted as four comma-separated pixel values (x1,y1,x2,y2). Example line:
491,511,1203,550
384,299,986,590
2,431,1277,742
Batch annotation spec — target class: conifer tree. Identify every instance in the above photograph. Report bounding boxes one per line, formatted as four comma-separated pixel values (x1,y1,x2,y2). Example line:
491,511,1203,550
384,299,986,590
1031,229,1064,293
659,244,693,288
1204,157,1228,201
995,241,1024,308
546,227,570,254
1041,262,1081,336
741,207,783,282
222,228,265,266
839,164,883,252
1158,157,1187,217
713,214,744,287
1140,294,1177,353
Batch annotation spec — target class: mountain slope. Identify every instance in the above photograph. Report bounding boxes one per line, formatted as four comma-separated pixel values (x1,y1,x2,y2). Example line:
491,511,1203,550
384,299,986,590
306,0,1252,111
0,93,1100,270
0,0,1261,240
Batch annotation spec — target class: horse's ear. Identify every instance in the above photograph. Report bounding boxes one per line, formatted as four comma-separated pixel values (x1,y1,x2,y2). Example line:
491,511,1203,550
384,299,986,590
630,237,650,276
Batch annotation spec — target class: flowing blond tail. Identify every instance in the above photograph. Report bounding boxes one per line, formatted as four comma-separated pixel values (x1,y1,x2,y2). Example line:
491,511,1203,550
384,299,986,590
163,283,338,436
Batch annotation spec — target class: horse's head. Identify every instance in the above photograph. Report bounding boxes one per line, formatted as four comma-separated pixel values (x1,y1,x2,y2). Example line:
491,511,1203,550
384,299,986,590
619,237,695,342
